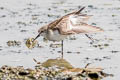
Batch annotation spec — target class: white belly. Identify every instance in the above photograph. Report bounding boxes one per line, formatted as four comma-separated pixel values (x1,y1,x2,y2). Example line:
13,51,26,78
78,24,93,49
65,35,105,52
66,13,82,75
46,30,67,41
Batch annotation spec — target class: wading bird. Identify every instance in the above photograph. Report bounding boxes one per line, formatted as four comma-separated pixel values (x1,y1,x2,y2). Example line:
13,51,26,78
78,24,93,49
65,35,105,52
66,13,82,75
33,7,103,58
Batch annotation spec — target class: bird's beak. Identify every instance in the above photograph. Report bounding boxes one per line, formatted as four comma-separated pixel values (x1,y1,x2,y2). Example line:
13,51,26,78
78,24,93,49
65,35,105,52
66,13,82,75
33,33,40,42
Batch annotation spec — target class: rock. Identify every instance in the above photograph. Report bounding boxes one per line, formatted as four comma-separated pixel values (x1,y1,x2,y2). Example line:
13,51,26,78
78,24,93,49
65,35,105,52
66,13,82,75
7,40,21,47
42,59,73,69
50,44,61,48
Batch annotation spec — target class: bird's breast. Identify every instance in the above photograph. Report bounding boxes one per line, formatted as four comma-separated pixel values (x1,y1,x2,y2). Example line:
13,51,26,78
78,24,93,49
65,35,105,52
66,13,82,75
46,29,67,41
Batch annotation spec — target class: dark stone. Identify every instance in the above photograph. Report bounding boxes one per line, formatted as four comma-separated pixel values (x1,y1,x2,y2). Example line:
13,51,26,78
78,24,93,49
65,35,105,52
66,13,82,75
19,72,29,76
88,73,99,79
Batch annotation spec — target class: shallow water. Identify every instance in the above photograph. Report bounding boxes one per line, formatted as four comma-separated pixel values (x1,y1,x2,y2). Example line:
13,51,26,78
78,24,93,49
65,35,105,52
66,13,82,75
0,0,120,79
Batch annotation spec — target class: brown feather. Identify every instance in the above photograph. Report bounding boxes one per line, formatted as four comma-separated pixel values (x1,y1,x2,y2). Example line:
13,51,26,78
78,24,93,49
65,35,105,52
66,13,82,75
47,7,86,30
38,7,103,35
71,23,104,34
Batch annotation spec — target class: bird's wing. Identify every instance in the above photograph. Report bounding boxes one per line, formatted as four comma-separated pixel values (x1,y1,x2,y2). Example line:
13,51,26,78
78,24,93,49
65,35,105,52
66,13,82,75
47,7,88,34
55,13,103,34
70,22,104,34
48,7,86,29
55,14,103,35
68,13,103,34
48,7,103,35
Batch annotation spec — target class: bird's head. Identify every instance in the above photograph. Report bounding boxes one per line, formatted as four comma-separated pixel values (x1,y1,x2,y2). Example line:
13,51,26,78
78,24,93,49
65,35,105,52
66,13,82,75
33,25,48,41
38,25,48,34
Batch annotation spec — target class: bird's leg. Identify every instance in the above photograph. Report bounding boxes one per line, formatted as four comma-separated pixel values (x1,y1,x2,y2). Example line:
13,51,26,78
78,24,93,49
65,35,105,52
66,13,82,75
85,34,94,44
61,40,64,59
